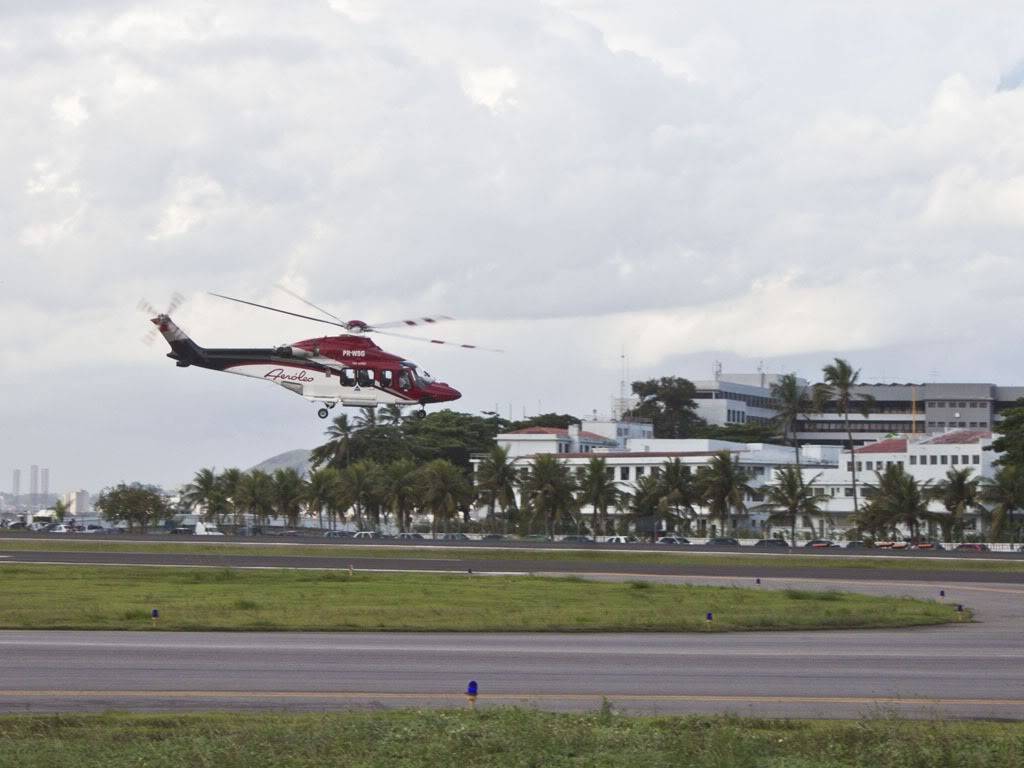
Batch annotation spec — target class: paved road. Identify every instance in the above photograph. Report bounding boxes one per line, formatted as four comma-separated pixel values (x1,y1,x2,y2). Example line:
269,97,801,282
1,573,1022,718
5,547,1024,584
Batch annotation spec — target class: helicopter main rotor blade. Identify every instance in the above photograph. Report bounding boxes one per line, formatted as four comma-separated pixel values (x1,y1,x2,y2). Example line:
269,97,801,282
371,315,455,330
208,292,348,329
373,328,504,353
274,284,348,325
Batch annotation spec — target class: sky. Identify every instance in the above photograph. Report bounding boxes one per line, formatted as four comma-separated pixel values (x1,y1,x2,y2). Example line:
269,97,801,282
4,0,1024,493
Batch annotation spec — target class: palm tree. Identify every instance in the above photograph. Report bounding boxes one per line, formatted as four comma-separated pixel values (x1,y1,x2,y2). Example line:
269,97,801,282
819,358,875,520
762,466,822,545
980,466,1024,542
52,498,68,522
520,454,578,539
311,413,355,469
306,467,341,530
354,406,378,429
657,458,697,535
770,373,815,491
383,459,420,532
271,468,307,528
626,473,663,540
576,457,620,536
475,445,520,533
182,467,225,524
379,404,405,427
340,460,384,530
235,470,275,531
418,459,470,536
217,468,243,529
696,452,753,537
860,464,928,540
929,467,982,542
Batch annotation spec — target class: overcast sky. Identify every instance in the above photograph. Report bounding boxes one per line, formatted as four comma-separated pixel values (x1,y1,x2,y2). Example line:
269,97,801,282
4,1,1024,493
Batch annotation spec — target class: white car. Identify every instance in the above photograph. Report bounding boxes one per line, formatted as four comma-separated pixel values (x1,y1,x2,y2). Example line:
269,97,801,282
605,535,640,544
47,524,70,534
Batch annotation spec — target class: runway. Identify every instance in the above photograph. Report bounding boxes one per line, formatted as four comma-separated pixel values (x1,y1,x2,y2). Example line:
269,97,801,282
1,570,1022,718
5,546,1024,584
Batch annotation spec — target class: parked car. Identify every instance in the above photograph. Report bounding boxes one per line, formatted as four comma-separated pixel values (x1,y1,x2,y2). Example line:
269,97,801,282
753,538,788,548
46,524,70,534
844,540,871,549
323,530,354,538
395,532,425,540
436,532,470,541
804,539,836,548
480,533,506,541
561,534,594,543
705,537,740,546
656,536,690,545
6,521,26,529
352,531,383,540
605,535,640,544
911,541,945,551
955,543,990,552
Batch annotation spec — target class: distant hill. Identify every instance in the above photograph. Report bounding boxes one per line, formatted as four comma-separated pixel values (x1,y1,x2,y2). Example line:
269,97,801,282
248,449,314,478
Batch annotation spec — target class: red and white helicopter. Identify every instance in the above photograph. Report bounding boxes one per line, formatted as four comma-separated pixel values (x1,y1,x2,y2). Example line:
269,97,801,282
146,289,497,418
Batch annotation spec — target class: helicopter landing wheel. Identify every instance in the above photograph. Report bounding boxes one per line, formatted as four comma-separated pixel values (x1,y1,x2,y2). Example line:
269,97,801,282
327,402,337,409
414,408,426,419
317,408,330,419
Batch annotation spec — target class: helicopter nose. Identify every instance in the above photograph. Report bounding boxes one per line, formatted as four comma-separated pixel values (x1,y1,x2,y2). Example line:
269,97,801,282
434,384,461,402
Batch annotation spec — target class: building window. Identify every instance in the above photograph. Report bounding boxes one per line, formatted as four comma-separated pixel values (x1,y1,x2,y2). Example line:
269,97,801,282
606,467,614,479
980,421,989,428
865,461,873,470
940,455,948,465
973,455,980,465
856,462,862,472
930,456,938,465
845,488,854,497
846,462,853,472
962,455,969,464
619,467,629,481
910,456,916,465
636,466,645,478
951,455,959,465
897,460,904,468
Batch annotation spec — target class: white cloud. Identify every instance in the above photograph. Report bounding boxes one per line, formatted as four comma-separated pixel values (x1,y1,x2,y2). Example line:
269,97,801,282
4,0,1024,489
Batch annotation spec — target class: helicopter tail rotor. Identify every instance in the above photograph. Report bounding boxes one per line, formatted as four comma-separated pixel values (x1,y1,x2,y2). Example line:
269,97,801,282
139,292,185,345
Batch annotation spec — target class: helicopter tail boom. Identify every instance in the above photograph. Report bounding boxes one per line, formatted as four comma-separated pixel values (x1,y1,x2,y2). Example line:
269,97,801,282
150,315,205,367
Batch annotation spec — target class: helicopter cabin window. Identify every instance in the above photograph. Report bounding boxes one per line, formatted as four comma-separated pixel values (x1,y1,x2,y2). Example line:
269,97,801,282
355,369,374,387
341,369,356,387
398,370,413,390
380,370,394,388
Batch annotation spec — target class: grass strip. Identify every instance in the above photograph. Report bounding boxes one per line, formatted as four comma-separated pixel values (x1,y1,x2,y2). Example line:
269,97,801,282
2,536,1024,573
0,710,1021,767
0,564,963,631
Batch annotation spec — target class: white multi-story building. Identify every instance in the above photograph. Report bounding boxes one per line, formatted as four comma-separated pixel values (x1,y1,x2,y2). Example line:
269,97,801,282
476,426,838,536
61,490,91,518
792,429,996,540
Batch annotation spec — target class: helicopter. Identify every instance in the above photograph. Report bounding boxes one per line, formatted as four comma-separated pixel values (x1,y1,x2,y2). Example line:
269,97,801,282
145,289,497,418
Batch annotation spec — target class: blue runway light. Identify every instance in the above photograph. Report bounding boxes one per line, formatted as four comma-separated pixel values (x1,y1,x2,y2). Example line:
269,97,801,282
940,589,945,597
151,609,159,619
466,680,478,696
755,578,761,585
706,612,713,622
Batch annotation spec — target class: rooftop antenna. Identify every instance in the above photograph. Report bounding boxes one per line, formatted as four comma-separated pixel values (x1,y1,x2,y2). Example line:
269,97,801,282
757,360,765,389
713,360,722,382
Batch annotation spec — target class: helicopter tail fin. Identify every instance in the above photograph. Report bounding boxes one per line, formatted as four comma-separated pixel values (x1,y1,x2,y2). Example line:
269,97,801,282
150,315,205,367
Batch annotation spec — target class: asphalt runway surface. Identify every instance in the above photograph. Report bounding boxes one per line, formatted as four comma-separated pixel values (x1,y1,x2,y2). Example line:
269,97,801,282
1,543,1023,718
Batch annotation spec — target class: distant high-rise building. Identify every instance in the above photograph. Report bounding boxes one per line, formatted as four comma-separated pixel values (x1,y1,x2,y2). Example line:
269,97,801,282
29,465,39,509
40,468,49,499
11,469,20,500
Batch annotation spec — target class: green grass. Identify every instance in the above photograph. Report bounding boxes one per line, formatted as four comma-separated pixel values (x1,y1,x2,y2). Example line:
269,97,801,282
3,536,1024,573
0,710,1021,767
0,564,964,631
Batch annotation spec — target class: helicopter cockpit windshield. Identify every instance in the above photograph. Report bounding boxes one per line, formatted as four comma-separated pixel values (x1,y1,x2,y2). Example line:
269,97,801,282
401,361,434,388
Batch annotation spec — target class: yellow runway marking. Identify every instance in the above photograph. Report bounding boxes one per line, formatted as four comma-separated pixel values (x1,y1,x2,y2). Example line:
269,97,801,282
0,690,1022,707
